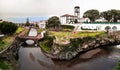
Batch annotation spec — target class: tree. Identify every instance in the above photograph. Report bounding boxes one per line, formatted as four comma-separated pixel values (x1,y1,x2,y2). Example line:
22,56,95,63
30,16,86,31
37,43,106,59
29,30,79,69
74,19,78,23
0,21,18,35
46,16,61,31
25,18,30,26
105,26,111,33
100,11,111,22
83,9,99,22
100,9,120,22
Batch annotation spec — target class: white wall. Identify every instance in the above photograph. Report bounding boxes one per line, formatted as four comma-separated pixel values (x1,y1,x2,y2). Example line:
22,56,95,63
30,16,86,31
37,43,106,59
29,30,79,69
60,17,67,24
62,23,120,31
78,24,120,31
38,21,46,29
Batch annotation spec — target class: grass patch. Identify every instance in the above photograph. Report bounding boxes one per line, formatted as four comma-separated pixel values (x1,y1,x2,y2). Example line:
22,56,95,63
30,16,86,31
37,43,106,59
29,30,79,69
37,29,45,34
18,27,29,37
0,36,14,51
15,27,24,34
0,60,12,70
40,36,53,53
40,42,51,52
49,31,105,42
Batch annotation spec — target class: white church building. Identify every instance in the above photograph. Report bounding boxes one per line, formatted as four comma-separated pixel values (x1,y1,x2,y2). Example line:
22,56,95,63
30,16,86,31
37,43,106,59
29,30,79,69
60,6,90,24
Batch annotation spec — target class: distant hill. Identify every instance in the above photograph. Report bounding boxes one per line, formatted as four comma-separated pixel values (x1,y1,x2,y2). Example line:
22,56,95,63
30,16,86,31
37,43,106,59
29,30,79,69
1,17,48,23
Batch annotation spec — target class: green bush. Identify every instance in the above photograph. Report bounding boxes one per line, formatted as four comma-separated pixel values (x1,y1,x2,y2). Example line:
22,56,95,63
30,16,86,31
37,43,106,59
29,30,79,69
40,36,54,52
0,60,12,70
114,60,120,70
61,25,75,30
82,36,95,42
44,36,54,46
68,37,95,51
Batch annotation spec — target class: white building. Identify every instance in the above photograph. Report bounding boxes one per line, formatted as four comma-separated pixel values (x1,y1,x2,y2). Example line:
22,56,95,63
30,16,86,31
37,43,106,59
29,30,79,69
60,6,91,24
60,14,76,24
78,18,90,22
38,20,46,29
65,22,120,31
95,17,107,22
60,14,91,24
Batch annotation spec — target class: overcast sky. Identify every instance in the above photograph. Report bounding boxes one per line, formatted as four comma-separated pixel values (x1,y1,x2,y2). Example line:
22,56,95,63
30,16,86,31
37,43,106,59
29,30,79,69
0,0,120,18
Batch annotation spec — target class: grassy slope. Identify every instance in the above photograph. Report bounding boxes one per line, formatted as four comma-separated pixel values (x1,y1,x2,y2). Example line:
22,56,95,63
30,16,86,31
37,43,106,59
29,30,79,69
15,27,24,35
0,27,24,51
40,41,51,52
49,31,105,42
0,36,14,51
40,31,105,52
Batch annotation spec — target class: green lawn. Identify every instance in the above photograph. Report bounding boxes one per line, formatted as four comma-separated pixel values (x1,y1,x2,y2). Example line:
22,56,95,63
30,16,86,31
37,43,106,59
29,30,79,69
37,29,44,34
49,31,105,42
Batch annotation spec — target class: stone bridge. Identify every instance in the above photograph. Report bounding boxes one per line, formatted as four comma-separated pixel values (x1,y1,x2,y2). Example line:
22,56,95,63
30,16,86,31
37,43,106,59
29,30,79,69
0,27,45,60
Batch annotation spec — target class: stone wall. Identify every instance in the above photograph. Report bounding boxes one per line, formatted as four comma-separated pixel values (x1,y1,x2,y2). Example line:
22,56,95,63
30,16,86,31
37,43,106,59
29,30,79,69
42,32,120,60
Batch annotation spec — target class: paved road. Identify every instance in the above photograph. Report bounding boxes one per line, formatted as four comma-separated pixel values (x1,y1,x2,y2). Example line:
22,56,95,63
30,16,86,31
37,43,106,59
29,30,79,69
28,28,37,36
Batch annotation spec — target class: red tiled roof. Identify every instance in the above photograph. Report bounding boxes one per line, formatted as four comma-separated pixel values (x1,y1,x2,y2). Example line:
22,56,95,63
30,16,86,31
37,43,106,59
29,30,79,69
61,14,75,17
40,20,47,22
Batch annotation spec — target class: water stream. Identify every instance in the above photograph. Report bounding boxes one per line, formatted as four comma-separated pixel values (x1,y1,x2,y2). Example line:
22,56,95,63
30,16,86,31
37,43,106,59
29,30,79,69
18,46,120,70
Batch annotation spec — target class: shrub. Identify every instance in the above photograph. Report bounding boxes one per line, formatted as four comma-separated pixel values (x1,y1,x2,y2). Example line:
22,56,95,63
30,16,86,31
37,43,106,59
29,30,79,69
0,21,18,35
114,60,120,70
40,36,54,52
82,36,95,42
0,60,12,70
44,36,54,46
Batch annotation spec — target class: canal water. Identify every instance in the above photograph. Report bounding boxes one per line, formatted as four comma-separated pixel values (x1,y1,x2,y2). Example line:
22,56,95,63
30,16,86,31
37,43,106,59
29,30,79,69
18,45,120,70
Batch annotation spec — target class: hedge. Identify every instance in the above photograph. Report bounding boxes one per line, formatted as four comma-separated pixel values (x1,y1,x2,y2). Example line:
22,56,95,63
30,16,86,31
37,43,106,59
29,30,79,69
61,25,75,29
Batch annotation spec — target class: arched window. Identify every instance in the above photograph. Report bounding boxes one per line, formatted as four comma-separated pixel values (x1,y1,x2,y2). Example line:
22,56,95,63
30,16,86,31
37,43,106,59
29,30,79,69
112,26,117,31
105,26,111,32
